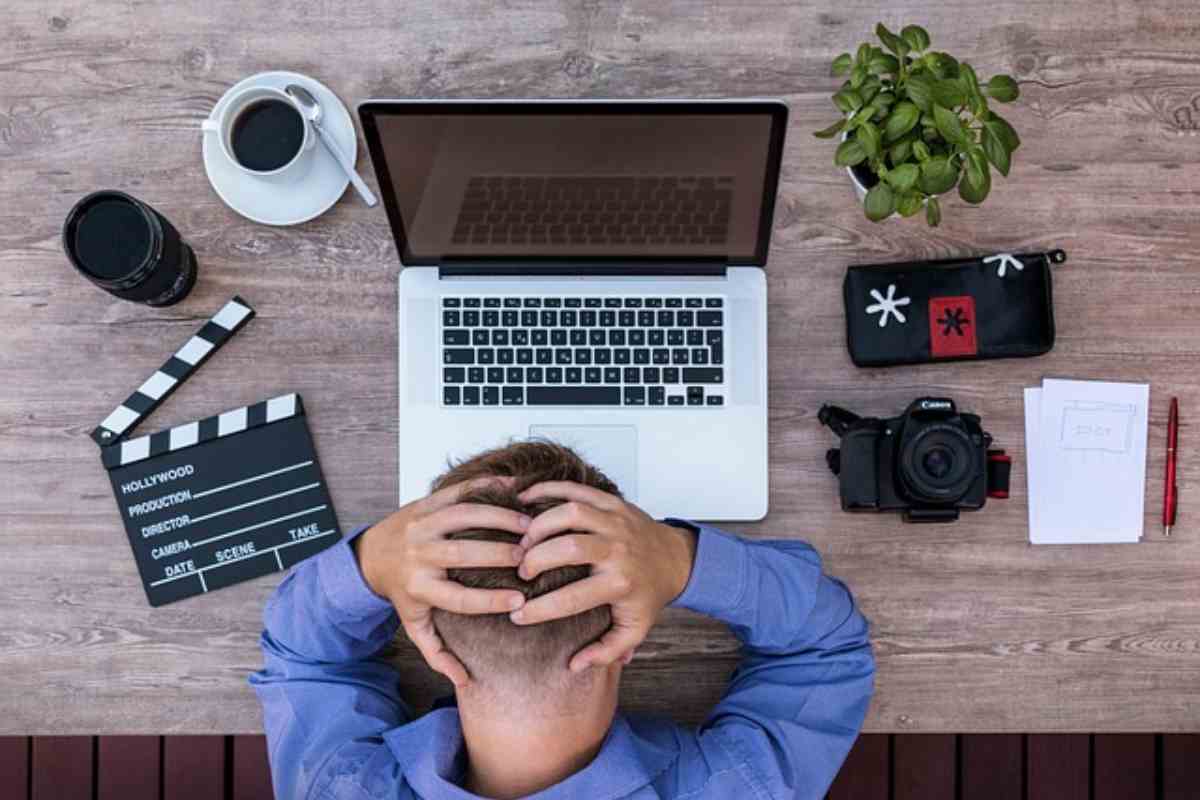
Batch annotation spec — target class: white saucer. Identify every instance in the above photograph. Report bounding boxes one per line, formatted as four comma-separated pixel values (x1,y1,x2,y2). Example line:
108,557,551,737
202,71,355,226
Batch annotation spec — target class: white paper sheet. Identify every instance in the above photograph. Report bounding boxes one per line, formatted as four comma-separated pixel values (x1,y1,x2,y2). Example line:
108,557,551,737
1025,379,1149,544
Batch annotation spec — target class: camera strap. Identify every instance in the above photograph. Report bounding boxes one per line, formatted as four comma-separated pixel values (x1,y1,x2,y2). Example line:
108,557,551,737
987,450,1012,499
817,404,864,438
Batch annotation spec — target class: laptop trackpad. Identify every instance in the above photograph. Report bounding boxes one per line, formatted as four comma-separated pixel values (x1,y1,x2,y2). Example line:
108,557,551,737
529,425,638,502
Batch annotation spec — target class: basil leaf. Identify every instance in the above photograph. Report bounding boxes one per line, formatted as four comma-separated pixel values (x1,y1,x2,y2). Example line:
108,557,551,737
875,23,907,56
831,52,854,76
883,100,921,142
981,126,1011,175
986,75,1020,102
864,183,896,221
926,52,960,79
868,53,900,75
933,79,967,110
926,195,942,227
933,104,968,147
897,190,925,217
900,25,931,52
886,163,920,191
813,120,847,139
833,89,864,113
905,74,934,112
912,140,932,162
857,121,882,158
985,111,1021,152
958,62,981,96
889,135,914,165
850,65,867,89
959,153,991,203
919,156,959,194
834,138,868,167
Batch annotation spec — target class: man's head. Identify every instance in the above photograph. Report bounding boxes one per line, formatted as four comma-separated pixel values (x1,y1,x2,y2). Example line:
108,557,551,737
429,441,620,696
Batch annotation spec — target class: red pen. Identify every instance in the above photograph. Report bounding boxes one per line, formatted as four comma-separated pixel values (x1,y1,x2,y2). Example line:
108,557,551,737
1164,397,1179,536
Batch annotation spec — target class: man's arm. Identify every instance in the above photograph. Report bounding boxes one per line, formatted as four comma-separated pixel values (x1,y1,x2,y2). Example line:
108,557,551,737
671,525,875,800
250,528,412,800
250,482,529,800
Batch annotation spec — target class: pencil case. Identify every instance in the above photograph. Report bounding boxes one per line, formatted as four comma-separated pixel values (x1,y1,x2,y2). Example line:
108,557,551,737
842,248,1066,367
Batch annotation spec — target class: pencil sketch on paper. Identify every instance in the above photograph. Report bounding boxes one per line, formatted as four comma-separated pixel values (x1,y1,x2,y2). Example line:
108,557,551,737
1059,400,1136,453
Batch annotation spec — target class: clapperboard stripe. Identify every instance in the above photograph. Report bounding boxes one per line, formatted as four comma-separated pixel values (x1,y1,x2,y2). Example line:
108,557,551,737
102,393,302,469
91,297,255,446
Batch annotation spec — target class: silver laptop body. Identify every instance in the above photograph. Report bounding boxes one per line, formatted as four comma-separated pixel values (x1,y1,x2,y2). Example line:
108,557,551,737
358,99,788,520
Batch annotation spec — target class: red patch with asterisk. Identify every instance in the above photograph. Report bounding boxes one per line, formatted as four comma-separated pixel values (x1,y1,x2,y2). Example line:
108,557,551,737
929,296,977,357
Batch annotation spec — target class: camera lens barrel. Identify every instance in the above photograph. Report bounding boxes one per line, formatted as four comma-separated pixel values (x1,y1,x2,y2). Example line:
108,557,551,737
899,422,978,504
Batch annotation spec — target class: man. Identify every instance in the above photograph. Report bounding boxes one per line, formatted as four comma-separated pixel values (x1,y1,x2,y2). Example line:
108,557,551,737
251,442,875,799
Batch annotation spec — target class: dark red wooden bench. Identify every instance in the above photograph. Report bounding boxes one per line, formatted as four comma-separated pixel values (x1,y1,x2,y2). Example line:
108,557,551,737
1,733,1197,798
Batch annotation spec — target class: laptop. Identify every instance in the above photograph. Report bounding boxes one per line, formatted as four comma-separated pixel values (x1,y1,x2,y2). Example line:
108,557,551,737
358,100,787,520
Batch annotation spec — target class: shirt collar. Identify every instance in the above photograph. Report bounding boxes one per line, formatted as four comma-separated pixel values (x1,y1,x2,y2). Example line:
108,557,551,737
384,708,677,800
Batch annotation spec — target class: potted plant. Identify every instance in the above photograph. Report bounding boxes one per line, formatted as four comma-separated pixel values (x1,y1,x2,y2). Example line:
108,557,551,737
814,23,1021,226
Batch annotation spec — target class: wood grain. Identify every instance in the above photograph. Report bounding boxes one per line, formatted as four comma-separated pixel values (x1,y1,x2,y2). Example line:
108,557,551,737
3,0,1200,734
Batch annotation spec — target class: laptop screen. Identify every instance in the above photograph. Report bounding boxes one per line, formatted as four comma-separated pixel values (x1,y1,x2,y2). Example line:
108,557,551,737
359,101,787,267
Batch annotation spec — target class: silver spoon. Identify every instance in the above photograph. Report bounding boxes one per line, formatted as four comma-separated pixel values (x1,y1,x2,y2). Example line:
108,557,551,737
285,84,378,207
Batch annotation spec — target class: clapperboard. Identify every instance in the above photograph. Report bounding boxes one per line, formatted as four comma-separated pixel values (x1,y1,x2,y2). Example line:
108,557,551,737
93,297,342,606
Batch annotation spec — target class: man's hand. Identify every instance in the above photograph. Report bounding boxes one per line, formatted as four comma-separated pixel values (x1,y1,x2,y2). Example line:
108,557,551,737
509,482,697,672
355,479,530,687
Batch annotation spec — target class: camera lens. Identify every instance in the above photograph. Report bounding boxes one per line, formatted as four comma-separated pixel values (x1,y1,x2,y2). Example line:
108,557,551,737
899,423,977,504
922,447,954,479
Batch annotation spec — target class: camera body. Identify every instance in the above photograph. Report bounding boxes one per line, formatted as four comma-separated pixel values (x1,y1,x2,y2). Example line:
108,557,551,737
821,398,995,523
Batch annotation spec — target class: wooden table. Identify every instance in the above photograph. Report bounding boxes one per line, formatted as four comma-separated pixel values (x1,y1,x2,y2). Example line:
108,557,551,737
3,0,1199,735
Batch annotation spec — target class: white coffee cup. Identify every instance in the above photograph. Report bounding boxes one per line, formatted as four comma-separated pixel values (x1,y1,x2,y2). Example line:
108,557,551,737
201,85,315,183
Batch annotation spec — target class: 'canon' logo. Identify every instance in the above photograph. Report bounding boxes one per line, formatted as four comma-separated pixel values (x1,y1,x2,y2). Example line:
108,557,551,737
919,400,953,411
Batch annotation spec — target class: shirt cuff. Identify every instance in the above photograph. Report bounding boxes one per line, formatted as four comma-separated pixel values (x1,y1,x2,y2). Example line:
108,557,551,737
317,523,394,622
668,524,750,618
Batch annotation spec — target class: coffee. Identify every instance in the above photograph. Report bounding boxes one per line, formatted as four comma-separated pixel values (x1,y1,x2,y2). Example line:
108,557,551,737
230,99,305,172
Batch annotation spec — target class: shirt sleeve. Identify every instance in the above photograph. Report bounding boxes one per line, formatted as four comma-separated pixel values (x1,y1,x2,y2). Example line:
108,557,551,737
666,525,876,800
249,525,416,800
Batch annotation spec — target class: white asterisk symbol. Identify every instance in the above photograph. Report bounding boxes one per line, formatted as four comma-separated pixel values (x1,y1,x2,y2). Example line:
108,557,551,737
983,252,1024,277
865,284,911,328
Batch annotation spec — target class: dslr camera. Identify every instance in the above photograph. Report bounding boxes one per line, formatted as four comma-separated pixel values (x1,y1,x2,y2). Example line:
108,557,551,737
818,398,1009,523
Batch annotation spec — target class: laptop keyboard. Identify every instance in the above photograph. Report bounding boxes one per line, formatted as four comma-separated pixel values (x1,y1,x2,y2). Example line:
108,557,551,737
441,296,726,407
451,176,734,247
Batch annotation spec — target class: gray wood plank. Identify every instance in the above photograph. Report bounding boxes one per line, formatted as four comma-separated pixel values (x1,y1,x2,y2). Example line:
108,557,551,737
3,0,1200,734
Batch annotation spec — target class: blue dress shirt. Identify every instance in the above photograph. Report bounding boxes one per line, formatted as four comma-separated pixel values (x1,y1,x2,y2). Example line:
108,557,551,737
251,523,875,799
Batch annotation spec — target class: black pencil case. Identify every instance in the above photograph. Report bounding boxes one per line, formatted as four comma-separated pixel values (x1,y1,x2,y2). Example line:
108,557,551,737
842,248,1066,367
